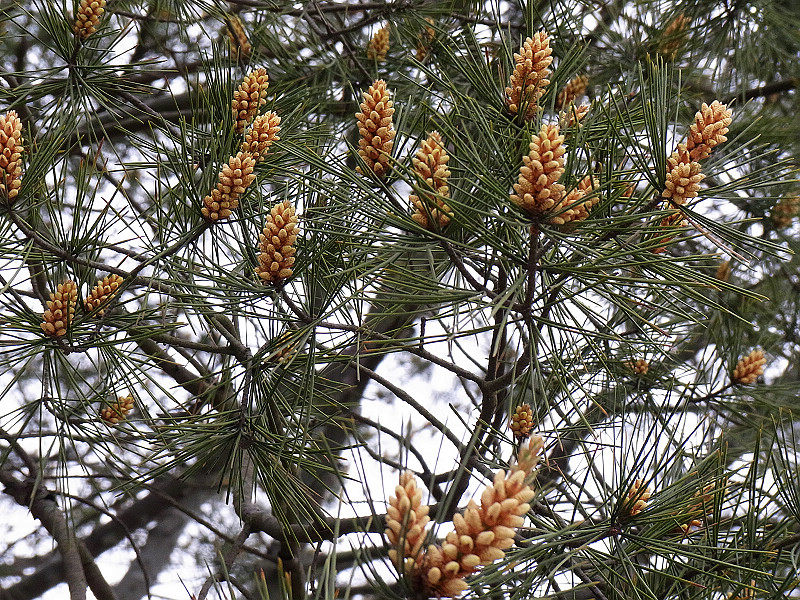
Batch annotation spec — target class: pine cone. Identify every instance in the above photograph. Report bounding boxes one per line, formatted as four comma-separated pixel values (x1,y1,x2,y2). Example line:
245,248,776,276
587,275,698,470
201,150,256,222
732,349,766,385
233,69,269,134
355,79,395,178
509,403,534,439
84,274,123,317
510,123,565,217
41,280,78,338
770,196,799,228
367,24,390,61
226,14,251,63
409,131,452,230
255,200,298,284
658,13,690,60
73,0,106,40
0,110,24,204
415,436,543,597
663,146,704,206
549,175,599,228
684,101,732,162
385,471,430,574
242,111,281,163
100,394,134,425
555,75,588,110
505,32,553,120
623,479,651,516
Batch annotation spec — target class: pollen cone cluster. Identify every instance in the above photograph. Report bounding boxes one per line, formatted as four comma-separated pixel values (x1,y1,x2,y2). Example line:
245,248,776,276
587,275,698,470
233,69,269,134
414,436,544,597
728,581,757,600
678,518,703,535
685,101,732,162
624,479,651,516
556,75,588,110
770,196,799,228
242,111,281,162
688,483,718,513
367,25,390,61
269,331,298,364
100,394,134,425
510,124,565,217
732,349,766,384
658,13,691,60
84,274,123,317
410,131,452,230
677,482,719,535
559,103,591,129
652,210,687,254
416,17,435,60
716,260,732,282
355,79,395,178
255,200,298,284
227,15,251,62
201,151,256,221
509,403,534,439
0,110,24,203
506,32,552,120
73,0,106,39
385,471,431,575
549,175,599,227
662,147,704,206
627,359,649,375
662,101,730,209
41,280,78,338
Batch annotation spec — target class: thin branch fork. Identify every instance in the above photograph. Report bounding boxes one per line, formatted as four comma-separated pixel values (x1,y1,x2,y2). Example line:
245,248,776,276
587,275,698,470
279,286,487,388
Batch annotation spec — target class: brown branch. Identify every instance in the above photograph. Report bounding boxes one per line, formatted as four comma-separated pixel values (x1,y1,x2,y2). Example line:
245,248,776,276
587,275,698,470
0,468,88,600
196,525,252,600
725,78,800,104
0,475,196,600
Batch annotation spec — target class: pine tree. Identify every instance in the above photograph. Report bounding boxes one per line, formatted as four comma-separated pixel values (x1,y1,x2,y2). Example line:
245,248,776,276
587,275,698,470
0,2,799,600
